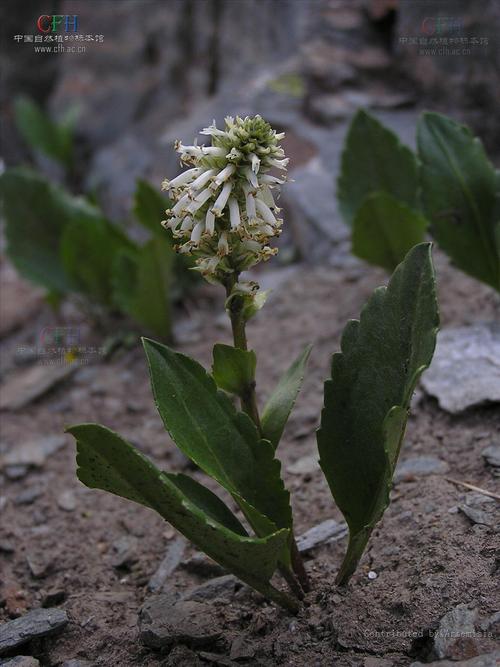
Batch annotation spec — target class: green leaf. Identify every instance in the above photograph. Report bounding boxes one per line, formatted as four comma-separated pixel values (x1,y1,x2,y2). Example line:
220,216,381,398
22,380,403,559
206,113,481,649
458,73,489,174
113,237,174,339
212,344,257,398
352,192,428,272
261,345,312,449
0,167,99,293
133,179,171,235
68,424,297,611
14,97,73,167
142,338,293,537
61,216,133,307
417,111,500,290
338,109,419,226
317,243,439,584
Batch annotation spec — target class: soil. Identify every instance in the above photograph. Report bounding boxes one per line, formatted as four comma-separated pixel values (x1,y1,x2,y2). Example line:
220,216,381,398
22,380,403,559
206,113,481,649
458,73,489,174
1,250,499,666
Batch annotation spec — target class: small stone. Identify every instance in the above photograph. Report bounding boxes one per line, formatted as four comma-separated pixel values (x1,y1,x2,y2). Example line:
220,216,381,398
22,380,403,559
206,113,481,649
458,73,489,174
286,454,319,475
15,487,43,505
364,658,393,667
367,570,377,580
110,535,139,569
183,575,238,602
163,646,203,666
60,660,93,667
0,363,76,411
459,505,497,529
0,607,68,655
394,456,449,483
0,435,66,470
0,657,41,667
421,323,500,413
26,553,53,579
482,444,500,469
4,465,29,480
410,652,500,667
296,519,348,554
139,597,220,649
41,588,66,607
432,603,478,660
147,536,185,593
0,539,15,554
230,634,255,660
57,490,77,512
180,552,226,578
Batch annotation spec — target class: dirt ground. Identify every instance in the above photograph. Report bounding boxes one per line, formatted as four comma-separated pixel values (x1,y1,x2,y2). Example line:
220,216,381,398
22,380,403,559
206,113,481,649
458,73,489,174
1,249,499,666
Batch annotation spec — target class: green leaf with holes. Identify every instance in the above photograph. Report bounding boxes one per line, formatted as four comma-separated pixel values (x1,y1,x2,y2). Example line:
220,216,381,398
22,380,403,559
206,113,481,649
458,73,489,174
142,338,293,542
68,423,297,611
352,192,428,272
417,111,500,291
262,345,312,449
317,243,439,584
337,109,419,226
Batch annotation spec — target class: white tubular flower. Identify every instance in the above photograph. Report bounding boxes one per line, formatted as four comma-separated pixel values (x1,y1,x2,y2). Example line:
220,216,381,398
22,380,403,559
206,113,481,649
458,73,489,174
189,168,217,193
255,198,279,227
228,197,241,230
212,181,233,217
162,115,288,285
213,164,236,188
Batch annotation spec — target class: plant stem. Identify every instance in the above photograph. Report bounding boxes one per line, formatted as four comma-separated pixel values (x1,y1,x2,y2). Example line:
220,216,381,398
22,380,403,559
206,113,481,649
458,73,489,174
224,274,310,595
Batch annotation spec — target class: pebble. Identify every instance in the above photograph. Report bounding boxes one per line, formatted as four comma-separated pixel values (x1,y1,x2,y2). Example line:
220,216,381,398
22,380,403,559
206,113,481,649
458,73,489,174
0,657,41,667
421,323,500,414
411,652,499,667
0,363,76,411
286,454,320,475
432,603,478,661
14,487,43,506
180,552,226,578
26,553,53,579
459,505,497,529
110,535,139,569
183,575,238,602
41,588,67,607
4,465,29,480
0,607,68,655
60,660,93,667
296,519,348,554
482,444,500,469
147,536,185,593
57,490,77,512
0,435,66,470
230,634,255,660
394,456,450,483
139,596,220,649
367,570,377,580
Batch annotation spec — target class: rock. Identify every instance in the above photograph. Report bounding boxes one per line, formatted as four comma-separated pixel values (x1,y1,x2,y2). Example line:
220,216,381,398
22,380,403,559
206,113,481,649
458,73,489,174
57,490,77,512
421,323,500,413
1,435,66,470
26,553,53,579
0,363,77,411
394,456,450,482
41,589,66,607
163,646,203,666
0,657,41,667
15,487,44,506
198,652,238,667
1,582,28,617
0,540,15,554
180,552,226,578
139,597,220,649
364,658,393,667
60,661,93,667
432,604,478,661
0,607,68,655
482,445,500,469
410,652,500,667
110,535,139,569
147,536,186,593
286,454,320,475
230,635,255,660
459,505,498,529
296,519,348,554
183,575,238,602
4,465,29,480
